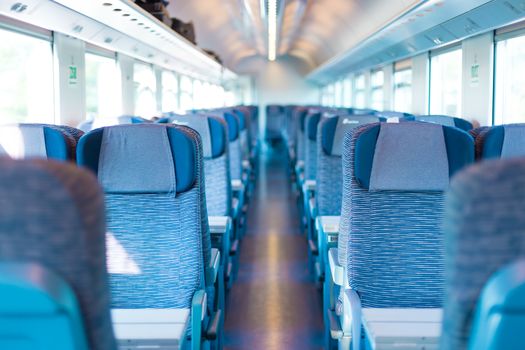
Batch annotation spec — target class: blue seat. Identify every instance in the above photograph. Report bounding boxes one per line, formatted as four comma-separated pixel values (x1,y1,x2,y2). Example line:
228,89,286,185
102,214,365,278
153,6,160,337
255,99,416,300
374,110,413,120
415,115,473,131
0,159,116,350
77,115,149,132
333,122,473,349
171,114,236,284
0,123,74,161
265,104,284,141
474,124,525,160
441,158,525,350
77,124,221,349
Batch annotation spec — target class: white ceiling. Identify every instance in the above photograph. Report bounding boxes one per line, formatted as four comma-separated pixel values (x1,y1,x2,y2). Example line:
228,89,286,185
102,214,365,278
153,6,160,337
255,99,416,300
168,0,421,74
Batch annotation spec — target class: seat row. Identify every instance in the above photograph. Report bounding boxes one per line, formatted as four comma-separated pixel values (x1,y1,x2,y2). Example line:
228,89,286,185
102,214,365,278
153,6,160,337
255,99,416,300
275,104,525,350
0,105,259,350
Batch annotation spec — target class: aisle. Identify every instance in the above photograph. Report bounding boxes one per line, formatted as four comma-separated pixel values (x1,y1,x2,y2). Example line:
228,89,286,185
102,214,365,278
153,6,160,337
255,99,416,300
224,142,324,349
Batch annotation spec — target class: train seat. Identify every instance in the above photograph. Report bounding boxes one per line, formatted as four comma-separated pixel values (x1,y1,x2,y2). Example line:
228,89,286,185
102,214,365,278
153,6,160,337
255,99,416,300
415,115,473,131
171,114,236,286
474,123,525,160
442,158,525,350
0,123,74,161
265,104,284,142
331,122,473,350
77,124,222,350
0,159,116,350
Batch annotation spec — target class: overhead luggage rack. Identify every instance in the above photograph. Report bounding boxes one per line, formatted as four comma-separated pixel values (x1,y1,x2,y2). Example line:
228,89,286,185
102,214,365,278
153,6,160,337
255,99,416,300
0,0,236,82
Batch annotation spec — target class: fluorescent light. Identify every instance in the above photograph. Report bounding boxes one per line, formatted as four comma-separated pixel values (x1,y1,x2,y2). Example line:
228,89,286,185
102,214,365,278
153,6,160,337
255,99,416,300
267,0,277,61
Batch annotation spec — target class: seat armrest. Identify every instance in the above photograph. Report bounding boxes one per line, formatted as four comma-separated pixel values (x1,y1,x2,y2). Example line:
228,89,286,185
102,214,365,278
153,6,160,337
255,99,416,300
343,289,362,350
328,248,344,286
317,216,340,244
206,249,221,284
208,216,232,235
231,197,240,219
112,308,190,349
308,197,317,219
231,179,245,194
242,160,251,172
303,180,316,194
191,290,206,350
204,309,222,341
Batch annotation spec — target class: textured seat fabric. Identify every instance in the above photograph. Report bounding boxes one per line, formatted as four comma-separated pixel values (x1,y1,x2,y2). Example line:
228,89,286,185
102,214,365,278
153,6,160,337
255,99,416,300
295,109,309,164
172,115,232,217
303,112,323,181
475,124,525,159
441,159,525,350
0,159,116,350
415,115,473,131
77,124,210,311
339,122,474,308
316,115,382,216
0,123,72,161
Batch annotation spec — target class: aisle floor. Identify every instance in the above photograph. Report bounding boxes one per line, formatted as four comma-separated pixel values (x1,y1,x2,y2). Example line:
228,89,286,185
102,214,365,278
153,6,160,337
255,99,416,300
224,143,324,349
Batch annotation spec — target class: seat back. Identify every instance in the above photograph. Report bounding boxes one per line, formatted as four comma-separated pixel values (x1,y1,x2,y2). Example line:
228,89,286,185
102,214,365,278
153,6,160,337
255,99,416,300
0,123,73,161
265,104,284,139
294,108,309,162
304,112,323,180
172,114,231,217
208,111,242,182
441,159,525,350
316,115,383,216
232,108,250,160
415,115,473,131
340,122,473,308
0,159,115,350
77,124,208,310
475,124,525,160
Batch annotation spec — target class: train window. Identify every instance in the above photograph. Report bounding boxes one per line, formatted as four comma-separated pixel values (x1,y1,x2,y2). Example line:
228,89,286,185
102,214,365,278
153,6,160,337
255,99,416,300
180,75,193,111
0,28,54,124
394,69,412,112
430,48,462,117
85,53,119,119
494,34,525,124
343,77,353,107
334,80,343,107
371,69,385,111
321,84,335,106
133,62,157,118
354,74,366,108
161,71,179,113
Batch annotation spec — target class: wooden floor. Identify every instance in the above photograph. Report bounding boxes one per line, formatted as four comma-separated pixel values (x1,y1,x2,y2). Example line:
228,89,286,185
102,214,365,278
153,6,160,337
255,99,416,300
224,142,324,349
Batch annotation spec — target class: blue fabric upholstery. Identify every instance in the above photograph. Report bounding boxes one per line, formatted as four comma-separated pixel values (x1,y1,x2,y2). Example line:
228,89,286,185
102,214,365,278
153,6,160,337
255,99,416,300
0,159,116,350
339,122,473,309
441,159,525,350
304,112,322,181
0,124,71,161
77,124,211,312
170,114,226,159
316,115,382,216
374,111,413,119
415,115,473,131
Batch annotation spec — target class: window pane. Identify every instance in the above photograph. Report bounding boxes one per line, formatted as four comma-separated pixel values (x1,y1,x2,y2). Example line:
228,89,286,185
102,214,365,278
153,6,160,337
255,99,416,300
134,63,157,118
371,70,384,110
162,71,178,113
430,49,462,116
343,78,353,107
180,75,193,111
394,69,412,112
495,35,525,125
354,74,366,108
86,53,119,119
193,80,203,109
0,28,54,124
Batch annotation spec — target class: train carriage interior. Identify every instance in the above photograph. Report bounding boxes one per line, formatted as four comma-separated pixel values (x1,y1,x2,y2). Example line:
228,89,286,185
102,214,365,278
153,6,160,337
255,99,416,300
2,0,525,349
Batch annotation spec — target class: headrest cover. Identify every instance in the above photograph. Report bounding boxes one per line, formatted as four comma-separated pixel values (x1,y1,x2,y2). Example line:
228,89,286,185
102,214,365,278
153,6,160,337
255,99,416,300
416,115,456,127
502,125,525,158
0,124,46,159
307,113,322,141
368,123,450,191
172,115,213,158
98,125,176,193
329,116,381,156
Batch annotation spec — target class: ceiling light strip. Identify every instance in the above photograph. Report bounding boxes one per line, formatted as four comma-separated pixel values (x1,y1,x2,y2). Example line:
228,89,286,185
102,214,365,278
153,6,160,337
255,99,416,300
267,0,277,61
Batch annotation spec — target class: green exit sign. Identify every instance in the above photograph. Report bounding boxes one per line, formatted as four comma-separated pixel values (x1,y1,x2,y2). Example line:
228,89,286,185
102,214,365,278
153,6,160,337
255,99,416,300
68,65,78,85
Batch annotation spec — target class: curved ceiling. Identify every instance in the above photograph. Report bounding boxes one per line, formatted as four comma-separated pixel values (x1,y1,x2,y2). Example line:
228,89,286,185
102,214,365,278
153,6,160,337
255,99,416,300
168,0,421,74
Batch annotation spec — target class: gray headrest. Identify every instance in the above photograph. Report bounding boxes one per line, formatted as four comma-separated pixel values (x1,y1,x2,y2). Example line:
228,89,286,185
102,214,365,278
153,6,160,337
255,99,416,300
370,123,449,191
171,115,212,158
332,116,380,156
502,125,525,158
416,115,456,127
0,125,46,159
98,125,176,193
